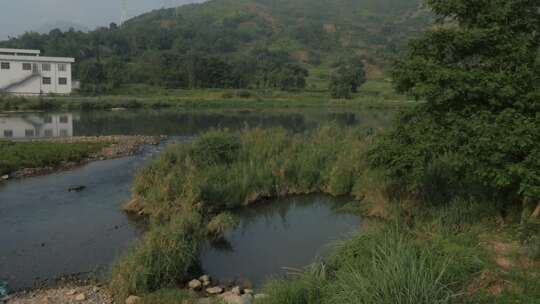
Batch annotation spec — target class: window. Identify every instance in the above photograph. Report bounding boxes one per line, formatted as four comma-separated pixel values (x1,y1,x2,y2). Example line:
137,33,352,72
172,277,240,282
42,77,51,85
42,63,51,71
1,62,9,70
60,129,69,137
3,130,13,138
59,77,68,85
58,64,67,72
25,129,35,137
59,116,69,124
44,116,53,124
44,129,53,137
22,63,32,71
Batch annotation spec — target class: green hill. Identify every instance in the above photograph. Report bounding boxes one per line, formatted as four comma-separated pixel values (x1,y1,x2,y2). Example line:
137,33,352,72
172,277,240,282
0,0,430,92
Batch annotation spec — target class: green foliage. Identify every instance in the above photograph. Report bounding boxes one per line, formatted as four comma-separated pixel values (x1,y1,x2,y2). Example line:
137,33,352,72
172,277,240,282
371,0,540,209
329,58,366,99
0,0,428,92
132,125,369,220
110,211,203,301
0,140,108,175
326,228,454,304
259,264,329,304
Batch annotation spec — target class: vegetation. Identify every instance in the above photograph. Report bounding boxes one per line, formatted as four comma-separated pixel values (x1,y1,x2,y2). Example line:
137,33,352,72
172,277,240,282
108,1,540,303
329,57,367,99
110,211,203,301
0,78,411,112
0,0,430,93
0,140,109,176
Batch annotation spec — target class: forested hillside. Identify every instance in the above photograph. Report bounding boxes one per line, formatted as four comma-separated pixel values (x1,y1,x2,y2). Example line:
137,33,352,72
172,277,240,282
0,0,429,93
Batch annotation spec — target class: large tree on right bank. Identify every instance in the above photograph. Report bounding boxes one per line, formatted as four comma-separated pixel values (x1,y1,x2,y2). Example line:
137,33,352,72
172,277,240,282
370,0,540,218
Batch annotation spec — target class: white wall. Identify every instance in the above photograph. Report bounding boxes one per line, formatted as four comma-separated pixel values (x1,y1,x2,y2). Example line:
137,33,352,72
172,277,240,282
0,59,73,95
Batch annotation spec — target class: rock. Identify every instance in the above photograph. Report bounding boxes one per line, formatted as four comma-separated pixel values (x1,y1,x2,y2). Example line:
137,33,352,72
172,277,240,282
68,185,86,192
125,295,143,304
231,286,241,295
244,289,253,295
203,280,211,287
1,175,8,181
199,274,211,283
206,286,224,295
219,292,252,304
188,279,202,290
41,296,51,304
254,294,268,300
75,293,86,301
65,289,77,296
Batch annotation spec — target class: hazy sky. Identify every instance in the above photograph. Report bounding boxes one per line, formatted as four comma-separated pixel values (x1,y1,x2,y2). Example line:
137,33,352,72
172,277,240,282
0,0,204,40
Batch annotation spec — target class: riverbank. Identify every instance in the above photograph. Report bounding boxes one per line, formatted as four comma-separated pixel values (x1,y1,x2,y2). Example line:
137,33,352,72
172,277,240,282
0,80,416,112
0,136,165,179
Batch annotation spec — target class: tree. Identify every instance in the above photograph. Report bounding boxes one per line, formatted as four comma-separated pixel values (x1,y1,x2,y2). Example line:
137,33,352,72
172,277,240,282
370,0,540,217
329,59,366,99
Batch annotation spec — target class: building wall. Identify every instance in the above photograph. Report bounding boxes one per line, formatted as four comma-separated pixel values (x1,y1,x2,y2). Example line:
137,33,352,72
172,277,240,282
0,60,73,95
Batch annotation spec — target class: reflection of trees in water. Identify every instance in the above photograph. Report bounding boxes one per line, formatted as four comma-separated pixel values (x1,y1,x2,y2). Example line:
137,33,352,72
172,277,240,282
208,237,234,252
74,110,309,136
72,109,395,137
232,195,351,237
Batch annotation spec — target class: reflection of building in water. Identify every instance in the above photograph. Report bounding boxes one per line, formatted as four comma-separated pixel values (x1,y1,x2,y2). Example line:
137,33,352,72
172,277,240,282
0,114,73,139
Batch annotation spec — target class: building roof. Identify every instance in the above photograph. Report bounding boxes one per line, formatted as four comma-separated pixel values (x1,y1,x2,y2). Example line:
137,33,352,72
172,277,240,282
0,48,41,55
0,54,75,63
0,48,74,63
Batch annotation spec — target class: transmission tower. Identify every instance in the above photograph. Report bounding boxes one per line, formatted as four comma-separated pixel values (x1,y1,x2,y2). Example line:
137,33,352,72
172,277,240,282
120,0,128,25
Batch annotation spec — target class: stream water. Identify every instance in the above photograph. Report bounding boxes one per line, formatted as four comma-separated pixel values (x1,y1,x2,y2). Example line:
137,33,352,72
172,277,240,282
0,109,389,291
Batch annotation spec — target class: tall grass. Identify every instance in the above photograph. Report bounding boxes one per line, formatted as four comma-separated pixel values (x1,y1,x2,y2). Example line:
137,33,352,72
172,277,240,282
326,228,454,304
110,210,203,301
132,125,369,221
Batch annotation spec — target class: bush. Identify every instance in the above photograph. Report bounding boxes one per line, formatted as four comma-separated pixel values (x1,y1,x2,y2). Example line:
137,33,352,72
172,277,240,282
110,211,203,301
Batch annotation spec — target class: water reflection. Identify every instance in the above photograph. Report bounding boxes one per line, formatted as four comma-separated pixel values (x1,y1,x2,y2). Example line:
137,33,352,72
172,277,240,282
200,195,360,287
0,113,74,139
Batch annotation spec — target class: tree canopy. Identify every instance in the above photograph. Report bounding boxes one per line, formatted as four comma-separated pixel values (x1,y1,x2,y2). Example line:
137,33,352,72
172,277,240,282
370,0,540,213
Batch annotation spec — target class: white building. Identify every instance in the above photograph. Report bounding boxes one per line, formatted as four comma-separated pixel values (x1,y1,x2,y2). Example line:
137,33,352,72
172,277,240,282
0,48,75,95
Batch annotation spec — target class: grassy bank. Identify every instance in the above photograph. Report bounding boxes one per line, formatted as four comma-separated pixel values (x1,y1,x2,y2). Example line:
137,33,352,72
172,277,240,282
0,140,109,176
0,79,414,112
111,126,540,303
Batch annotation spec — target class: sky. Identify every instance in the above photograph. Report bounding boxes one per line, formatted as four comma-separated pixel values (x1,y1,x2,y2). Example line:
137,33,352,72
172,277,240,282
0,0,204,40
